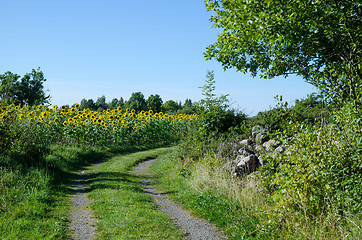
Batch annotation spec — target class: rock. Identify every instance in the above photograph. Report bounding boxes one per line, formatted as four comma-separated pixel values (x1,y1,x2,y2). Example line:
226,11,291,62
238,147,255,157
255,132,269,144
234,154,259,176
274,145,284,154
255,145,263,153
216,140,242,162
258,157,268,166
252,125,264,139
239,139,252,146
263,139,276,151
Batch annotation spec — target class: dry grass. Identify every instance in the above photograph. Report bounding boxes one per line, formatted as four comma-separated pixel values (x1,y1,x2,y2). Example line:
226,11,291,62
186,159,362,239
188,160,268,212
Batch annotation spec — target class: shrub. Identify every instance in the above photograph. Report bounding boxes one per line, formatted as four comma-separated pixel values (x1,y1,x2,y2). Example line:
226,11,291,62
261,103,362,217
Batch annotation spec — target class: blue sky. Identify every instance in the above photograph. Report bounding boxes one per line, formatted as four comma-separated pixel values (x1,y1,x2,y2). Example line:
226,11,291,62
0,0,316,116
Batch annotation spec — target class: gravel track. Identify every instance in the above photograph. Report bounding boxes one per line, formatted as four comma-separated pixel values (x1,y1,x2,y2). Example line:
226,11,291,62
134,159,227,240
68,158,226,239
69,160,105,240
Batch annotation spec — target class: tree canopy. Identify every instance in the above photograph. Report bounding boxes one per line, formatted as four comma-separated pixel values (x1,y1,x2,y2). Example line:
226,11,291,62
126,92,147,112
204,0,361,104
162,100,180,113
146,94,163,112
0,68,49,106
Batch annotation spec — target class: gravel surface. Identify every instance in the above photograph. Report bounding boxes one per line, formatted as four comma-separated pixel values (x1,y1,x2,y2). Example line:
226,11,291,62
69,160,105,240
134,159,227,240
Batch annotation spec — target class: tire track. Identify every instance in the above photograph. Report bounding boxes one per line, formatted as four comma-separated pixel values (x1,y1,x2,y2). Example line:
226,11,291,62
134,159,227,240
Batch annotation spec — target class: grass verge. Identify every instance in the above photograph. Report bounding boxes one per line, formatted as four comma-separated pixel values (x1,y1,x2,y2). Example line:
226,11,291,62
86,147,186,239
149,147,362,240
149,149,274,239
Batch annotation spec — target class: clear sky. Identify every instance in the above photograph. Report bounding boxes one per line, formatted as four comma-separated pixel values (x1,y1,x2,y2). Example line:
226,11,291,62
0,0,316,116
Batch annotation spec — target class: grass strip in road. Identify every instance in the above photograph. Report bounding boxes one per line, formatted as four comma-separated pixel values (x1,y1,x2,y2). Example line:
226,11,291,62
87,147,186,239
149,149,273,240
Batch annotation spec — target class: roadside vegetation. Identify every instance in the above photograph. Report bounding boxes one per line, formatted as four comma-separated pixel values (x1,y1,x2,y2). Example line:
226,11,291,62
0,92,195,239
1,0,361,239
87,148,185,239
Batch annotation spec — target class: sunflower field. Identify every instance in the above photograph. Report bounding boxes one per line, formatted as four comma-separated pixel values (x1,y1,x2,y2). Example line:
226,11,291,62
0,103,197,166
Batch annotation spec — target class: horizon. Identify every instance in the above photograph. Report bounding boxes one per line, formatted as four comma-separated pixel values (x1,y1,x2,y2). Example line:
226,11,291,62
0,1,316,116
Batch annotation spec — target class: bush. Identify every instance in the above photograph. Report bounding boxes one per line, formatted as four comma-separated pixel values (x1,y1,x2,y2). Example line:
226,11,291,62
0,109,51,167
250,94,333,135
261,103,362,217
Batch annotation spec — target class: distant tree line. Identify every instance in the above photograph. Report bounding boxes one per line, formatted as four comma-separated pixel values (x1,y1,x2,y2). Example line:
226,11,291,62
77,92,195,114
0,69,195,114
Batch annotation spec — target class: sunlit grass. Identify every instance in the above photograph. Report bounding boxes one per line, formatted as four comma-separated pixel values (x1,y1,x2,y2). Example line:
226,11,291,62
87,148,186,239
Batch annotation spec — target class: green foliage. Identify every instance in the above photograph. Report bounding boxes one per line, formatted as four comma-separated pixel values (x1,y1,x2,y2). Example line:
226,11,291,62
95,95,107,111
196,70,246,136
251,94,333,134
0,72,20,105
108,98,119,110
0,108,51,168
0,68,49,106
162,99,180,114
204,0,362,104
125,92,147,112
180,71,247,162
261,103,362,218
146,94,163,112
80,98,97,110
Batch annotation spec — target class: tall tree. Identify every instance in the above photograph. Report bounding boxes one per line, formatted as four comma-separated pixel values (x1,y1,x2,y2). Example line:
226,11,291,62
0,72,20,105
109,98,119,110
16,68,50,106
179,98,194,114
96,95,107,111
126,92,147,112
80,98,97,110
205,0,361,104
0,68,49,106
146,94,163,112
184,98,193,108
117,97,125,108
162,100,180,113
